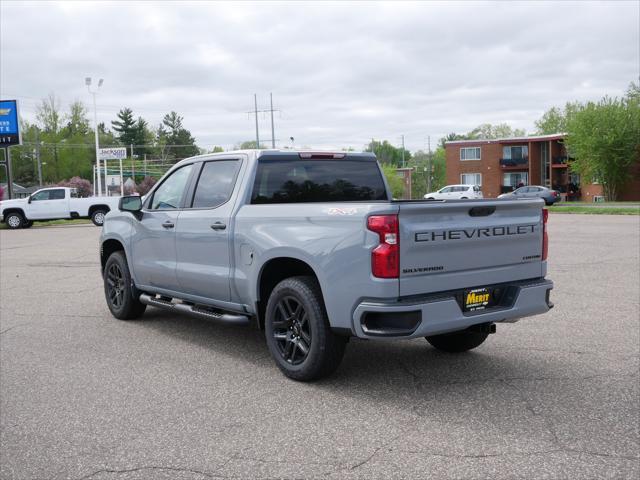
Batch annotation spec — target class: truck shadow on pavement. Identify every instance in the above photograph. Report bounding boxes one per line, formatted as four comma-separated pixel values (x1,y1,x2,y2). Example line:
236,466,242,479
137,307,557,397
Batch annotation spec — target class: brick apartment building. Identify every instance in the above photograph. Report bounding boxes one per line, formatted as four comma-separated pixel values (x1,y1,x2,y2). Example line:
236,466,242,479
445,133,640,201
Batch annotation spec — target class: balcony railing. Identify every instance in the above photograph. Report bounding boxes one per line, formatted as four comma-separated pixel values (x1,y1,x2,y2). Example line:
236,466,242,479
552,156,568,165
500,157,528,167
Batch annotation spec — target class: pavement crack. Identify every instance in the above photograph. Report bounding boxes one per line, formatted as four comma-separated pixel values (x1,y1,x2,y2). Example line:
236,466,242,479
77,465,225,479
349,432,403,471
0,323,30,335
503,379,562,447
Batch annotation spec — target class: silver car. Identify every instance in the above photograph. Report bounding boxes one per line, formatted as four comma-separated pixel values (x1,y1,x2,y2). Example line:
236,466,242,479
498,186,560,205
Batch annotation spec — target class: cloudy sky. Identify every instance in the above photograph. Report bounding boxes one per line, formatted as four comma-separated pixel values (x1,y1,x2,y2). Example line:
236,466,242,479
1,1,638,152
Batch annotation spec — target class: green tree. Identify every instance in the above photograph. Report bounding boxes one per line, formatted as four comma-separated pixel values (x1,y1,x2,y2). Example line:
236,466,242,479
467,123,526,140
111,108,137,147
535,102,581,134
411,147,447,198
365,139,411,166
565,91,640,200
235,140,266,149
209,146,225,153
63,101,90,137
380,164,405,199
157,111,199,160
439,132,467,149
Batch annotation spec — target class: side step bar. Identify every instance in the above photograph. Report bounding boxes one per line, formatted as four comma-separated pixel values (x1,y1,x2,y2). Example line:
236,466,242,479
139,294,250,326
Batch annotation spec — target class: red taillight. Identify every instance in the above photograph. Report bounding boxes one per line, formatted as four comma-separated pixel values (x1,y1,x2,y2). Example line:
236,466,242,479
552,191,558,197
367,215,399,278
542,209,549,261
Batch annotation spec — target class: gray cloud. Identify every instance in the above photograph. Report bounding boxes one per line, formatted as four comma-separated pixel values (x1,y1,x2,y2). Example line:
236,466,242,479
1,1,637,151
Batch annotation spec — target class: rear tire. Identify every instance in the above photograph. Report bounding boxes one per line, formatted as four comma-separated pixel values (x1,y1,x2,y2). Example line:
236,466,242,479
5,212,24,229
265,276,347,381
91,209,108,226
103,251,146,320
426,329,489,353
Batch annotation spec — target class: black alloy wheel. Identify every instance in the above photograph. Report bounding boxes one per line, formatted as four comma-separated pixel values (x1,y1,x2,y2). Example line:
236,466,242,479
265,276,347,381
272,296,312,365
106,262,125,309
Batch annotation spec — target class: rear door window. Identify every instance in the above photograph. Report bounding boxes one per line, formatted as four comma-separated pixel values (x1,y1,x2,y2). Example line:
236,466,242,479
49,189,66,200
251,158,387,204
191,160,240,209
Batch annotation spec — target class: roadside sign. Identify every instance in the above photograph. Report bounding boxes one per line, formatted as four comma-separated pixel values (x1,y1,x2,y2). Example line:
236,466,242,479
99,147,127,160
106,174,122,186
0,99,21,146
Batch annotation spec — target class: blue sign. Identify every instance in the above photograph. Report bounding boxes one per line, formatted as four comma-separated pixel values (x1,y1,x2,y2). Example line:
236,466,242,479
0,100,21,146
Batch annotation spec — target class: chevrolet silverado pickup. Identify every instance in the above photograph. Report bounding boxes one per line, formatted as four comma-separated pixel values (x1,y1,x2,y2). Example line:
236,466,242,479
100,150,553,381
1,187,120,228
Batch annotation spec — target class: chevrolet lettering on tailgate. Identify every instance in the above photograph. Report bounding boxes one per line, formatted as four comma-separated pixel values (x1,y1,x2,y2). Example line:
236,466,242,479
415,224,537,242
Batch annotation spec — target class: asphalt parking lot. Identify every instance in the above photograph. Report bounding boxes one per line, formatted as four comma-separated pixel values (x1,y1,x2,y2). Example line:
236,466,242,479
1,214,638,479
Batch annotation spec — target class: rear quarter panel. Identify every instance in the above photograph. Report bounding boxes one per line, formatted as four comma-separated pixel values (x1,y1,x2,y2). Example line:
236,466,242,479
233,202,400,330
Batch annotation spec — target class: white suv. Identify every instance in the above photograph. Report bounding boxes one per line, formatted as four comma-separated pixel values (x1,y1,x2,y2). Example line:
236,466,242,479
424,184,483,200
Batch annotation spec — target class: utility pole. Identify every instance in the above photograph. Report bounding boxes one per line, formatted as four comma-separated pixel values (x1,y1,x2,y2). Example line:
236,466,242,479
2,148,13,199
248,94,280,149
401,135,405,168
270,93,276,149
254,94,260,148
427,135,432,193
35,128,43,186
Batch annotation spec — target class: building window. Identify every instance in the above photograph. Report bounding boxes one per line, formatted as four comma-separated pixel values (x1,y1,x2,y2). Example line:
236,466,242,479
461,173,482,185
503,172,528,187
502,145,528,160
460,147,481,161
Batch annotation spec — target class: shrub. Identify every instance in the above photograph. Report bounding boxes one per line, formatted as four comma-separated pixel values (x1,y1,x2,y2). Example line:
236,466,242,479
137,176,157,196
57,176,93,197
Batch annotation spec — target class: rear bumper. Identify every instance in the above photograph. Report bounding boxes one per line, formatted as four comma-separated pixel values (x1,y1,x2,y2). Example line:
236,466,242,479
352,278,553,339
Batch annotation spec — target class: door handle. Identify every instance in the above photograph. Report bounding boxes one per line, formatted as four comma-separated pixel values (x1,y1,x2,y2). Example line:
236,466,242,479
162,221,175,229
210,222,226,231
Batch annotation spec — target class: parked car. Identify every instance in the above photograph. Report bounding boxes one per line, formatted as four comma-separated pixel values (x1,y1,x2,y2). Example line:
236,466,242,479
100,150,553,381
424,184,483,200
0,187,120,229
498,185,560,206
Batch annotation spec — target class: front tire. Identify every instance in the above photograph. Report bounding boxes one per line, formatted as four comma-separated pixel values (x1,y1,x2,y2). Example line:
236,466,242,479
91,209,108,226
265,276,347,381
5,212,25,229
426,329,489,353
103,251,146,320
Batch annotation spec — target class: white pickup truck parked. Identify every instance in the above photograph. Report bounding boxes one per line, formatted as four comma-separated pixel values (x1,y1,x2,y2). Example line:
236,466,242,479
0,187,120,228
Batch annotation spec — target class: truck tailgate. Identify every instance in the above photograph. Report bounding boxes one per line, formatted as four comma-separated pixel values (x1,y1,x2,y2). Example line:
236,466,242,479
398,199,545,297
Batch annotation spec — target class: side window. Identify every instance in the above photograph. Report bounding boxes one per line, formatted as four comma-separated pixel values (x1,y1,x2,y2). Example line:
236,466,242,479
150,164,194,210
31,190,50,201
49,189,66,200
440,187,451,193
191,160,240,209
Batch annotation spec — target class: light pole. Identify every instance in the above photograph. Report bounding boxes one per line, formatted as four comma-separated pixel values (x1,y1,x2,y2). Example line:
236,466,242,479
86,77,104,196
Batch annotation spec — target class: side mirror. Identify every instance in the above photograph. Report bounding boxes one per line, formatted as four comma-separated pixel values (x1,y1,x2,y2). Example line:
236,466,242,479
119,196,142,218
28,195,32,204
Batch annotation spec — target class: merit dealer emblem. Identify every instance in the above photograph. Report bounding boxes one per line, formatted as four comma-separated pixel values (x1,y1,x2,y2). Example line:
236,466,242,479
465,288,491,311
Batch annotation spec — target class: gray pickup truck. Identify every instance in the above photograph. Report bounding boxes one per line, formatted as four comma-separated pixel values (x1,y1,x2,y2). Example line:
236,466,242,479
100,150,553,381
